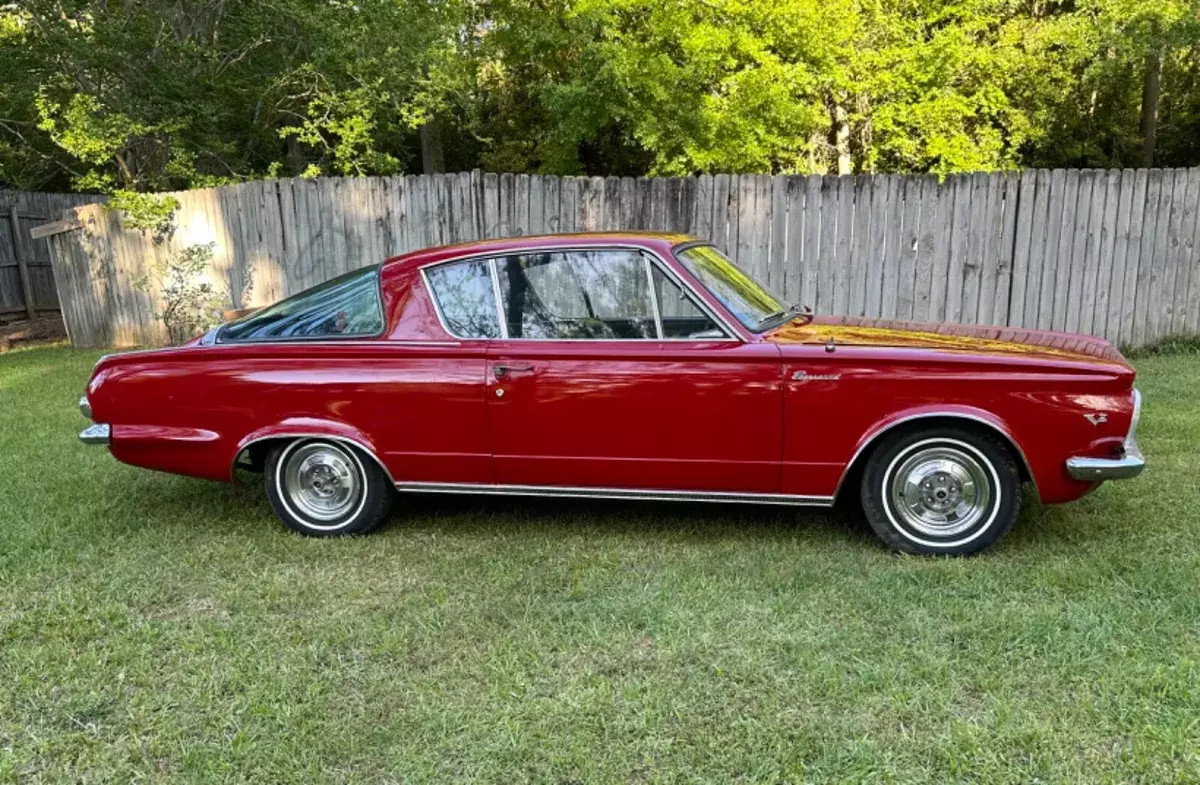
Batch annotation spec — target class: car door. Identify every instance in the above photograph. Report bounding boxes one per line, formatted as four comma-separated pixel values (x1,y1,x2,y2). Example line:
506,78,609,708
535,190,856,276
485,247,783,494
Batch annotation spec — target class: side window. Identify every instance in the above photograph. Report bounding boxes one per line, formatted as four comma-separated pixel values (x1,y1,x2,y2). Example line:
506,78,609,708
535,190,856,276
425,259,501,339
496,250,656,339
219,266,383,342
650,265,727,339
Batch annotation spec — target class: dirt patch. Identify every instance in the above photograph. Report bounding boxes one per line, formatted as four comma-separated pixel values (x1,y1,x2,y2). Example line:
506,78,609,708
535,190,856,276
0,315,68,352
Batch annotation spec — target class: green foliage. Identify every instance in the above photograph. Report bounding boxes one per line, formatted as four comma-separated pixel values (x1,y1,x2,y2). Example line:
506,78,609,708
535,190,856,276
107,191,181,235
0,0,1198,189
1122,333,1200,359
132,243,226,344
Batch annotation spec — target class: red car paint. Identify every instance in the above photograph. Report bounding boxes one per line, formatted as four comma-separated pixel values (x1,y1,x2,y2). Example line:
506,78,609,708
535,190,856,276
85,233,1137,506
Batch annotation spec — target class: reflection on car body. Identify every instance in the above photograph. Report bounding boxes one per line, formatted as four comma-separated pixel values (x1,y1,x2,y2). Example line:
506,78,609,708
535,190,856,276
80,232,1144,555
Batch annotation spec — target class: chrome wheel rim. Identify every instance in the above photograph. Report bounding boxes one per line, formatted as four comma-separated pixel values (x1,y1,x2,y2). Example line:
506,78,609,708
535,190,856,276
888,444,992,538
281,442,363,523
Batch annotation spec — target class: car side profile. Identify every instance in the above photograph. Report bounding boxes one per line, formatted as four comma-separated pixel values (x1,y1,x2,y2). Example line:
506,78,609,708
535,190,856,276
79,232,1144,555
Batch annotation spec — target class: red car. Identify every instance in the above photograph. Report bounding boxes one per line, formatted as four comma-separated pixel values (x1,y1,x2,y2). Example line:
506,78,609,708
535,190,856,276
79,233,1144,555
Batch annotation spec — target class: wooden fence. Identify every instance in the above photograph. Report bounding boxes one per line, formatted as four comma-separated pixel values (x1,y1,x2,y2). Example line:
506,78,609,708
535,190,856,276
0,191,103,318
39,168,1200,348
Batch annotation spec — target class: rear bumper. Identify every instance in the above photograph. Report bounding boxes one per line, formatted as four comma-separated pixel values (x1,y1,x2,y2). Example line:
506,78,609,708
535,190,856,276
1065,388,1144,482
79,395,111,445
80,423,111,445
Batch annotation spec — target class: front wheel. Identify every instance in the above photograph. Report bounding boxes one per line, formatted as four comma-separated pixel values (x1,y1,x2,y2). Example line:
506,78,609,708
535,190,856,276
265,438,393,537
860,426,1022,555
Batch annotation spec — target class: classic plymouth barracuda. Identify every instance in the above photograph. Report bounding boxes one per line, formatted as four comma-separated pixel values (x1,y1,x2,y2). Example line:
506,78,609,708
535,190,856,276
79,232,1144,554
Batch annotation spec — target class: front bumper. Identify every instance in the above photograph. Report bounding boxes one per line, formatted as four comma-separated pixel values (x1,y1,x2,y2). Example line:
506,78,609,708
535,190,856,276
1066,446,1145,481
1065,389,1145,482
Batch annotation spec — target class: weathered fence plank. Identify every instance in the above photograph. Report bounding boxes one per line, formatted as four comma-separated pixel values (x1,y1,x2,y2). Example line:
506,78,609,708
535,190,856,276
1187,170,1200,334
33,167,1200,348
0,191,102,314
1169,169,1200,335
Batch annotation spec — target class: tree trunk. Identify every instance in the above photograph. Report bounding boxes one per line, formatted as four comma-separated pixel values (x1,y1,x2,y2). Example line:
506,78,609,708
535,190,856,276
285,135,306,176
420,115,446,174
1140,50,1162,168
832,101,851,176
856,94,873,173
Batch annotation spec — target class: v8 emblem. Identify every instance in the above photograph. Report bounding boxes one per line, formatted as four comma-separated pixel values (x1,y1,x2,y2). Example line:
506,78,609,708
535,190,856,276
1084,413,1108,426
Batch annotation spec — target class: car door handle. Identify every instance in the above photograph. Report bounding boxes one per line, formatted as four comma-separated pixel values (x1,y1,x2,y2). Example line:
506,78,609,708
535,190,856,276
493,364,535,379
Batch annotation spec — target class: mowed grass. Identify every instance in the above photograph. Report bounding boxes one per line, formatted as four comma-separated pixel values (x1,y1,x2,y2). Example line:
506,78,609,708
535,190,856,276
1,346,1198,784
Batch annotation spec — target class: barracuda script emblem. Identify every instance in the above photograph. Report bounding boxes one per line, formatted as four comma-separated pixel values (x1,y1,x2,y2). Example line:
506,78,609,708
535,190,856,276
791,370,842,382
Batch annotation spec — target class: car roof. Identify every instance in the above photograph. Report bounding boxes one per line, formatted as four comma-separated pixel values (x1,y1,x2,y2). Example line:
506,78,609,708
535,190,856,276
381,231,697,273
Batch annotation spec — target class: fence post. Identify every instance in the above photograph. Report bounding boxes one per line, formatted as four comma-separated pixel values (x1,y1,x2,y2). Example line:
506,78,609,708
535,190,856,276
8,206,36,319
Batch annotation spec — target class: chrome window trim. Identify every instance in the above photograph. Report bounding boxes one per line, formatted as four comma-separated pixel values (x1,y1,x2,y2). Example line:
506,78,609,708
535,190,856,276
418,260,504,342
215,265,387,345
831,411,1039,501
233,433,396,485
395,481,833,507
488,257,509,340
204,339,462,349
644,255,664,339
670,242,791,335
418,243,743,344
645,251,737,341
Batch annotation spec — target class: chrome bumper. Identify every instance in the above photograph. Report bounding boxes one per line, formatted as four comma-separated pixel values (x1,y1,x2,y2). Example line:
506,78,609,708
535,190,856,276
80,423,111,445
1066,389,1144,482
78,394,110,445
1066,446,1145,481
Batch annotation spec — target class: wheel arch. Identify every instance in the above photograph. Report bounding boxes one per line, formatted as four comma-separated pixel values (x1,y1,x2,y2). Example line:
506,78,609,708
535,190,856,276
833,409,1038,504
231,421,394,485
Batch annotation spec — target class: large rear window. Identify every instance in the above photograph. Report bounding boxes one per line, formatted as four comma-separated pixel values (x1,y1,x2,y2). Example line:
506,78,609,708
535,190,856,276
218,266,384,343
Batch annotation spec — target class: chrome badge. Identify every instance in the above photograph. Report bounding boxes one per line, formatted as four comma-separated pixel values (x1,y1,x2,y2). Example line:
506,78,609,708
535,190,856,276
1084,413,1108,426
791,370,842,382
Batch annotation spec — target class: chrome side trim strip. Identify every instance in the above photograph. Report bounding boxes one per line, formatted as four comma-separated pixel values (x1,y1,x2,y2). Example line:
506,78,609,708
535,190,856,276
831,411,1039,501
79,423,111,445
394,481,834,507
79,395,92,420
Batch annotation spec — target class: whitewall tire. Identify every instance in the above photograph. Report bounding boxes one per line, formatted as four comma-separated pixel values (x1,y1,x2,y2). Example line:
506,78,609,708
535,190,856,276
265,438,393,537
860,425,1022,555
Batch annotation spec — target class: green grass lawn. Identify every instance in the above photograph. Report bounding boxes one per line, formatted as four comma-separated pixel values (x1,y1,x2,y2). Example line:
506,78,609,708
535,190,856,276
1,346,1198,784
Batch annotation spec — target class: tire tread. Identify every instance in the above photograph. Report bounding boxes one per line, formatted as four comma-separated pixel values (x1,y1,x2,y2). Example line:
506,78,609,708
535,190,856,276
859,425,1022,555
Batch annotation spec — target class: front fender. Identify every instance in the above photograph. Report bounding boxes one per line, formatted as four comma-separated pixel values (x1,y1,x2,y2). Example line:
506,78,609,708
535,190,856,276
835,404,1038,501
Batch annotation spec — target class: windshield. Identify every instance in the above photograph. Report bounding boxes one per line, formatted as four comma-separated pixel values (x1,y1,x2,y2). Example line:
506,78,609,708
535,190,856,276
674,245,790,332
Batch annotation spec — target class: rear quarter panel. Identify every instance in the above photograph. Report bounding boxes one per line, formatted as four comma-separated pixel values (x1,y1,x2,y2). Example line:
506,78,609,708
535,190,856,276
87,341,491,484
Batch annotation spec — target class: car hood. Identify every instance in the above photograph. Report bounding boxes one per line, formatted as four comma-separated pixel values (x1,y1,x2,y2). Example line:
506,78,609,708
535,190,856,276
766,316,1131,368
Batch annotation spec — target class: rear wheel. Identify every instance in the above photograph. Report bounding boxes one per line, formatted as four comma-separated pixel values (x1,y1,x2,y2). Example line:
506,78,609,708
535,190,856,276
265,438,393,537
860,425,1021,555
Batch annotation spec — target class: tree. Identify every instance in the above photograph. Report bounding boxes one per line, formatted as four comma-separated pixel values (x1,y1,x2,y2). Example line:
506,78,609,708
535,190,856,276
2,0,1199,191
0,0,466,191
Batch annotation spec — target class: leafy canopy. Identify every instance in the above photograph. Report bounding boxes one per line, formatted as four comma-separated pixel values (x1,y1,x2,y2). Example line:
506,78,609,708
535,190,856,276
1,0,1197,192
